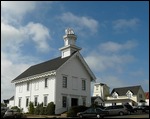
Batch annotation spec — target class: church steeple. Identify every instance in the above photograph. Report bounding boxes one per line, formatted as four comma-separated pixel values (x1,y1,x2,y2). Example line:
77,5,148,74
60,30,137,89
59,28,81,58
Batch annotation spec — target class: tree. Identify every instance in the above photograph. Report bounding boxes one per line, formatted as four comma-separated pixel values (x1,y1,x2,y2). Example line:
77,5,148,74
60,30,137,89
28,102,34,114
45,102,55,115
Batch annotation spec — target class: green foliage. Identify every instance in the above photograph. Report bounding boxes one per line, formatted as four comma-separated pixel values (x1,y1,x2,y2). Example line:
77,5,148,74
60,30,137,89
28,102,34,114
11,106,22,112
34,103,40,115
67,105,88,117
1,103,6,107
34,103,46,115
45,102,55,115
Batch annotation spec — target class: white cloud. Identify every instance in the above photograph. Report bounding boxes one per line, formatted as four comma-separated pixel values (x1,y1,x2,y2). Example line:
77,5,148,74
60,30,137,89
99,40,138,53
26,22,51,53
59,12,99,34
113,18,140,33
1,1,52,102
1,1,36,24
85,53,134,73
1,51,38,102
85,40,136,72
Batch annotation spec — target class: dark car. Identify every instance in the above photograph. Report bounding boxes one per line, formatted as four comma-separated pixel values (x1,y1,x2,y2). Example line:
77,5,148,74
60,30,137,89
1,107,8,118
124,104,135,114
104,105,128,116
134,105,149,113
77,108,109,118
3,109,23,118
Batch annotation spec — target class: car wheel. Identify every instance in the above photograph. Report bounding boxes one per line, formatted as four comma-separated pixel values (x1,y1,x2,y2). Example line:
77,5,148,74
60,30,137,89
119,112,124,116
128,111,131,115
14,115,17,118
97,114,100,118
79,115,83,118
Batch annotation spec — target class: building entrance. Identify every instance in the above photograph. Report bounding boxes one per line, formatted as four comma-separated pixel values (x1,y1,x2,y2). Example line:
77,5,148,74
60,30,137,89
71,98,78,107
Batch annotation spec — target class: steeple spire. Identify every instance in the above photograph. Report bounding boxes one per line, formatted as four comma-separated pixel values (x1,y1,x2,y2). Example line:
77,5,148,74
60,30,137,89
59,28,81,58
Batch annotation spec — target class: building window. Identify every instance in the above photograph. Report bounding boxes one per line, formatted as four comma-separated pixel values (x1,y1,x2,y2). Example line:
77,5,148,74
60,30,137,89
82,98,86,106
82,80,86,90
26,97,29,107
34,97,38,106
62,76,67,88
139,94,142,98
45,78,48,88
27,82,30,91
19,85,22,93
35,81,39,90
44,95,48,106
18,98,21,107
112,92,118,98
62,96,67,107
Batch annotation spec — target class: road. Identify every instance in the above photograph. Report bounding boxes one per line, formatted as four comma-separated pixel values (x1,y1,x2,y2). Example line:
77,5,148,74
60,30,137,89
105,113,149,118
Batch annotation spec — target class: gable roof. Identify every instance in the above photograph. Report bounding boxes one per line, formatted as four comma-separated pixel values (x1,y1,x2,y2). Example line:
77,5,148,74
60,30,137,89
9,96,14,100
12,55,71,82
11,51,96,83
111,85,141,96
91,96,104,103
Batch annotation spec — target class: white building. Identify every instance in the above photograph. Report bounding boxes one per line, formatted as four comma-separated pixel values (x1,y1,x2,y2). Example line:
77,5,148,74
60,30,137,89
11,28,96,114
93,83,109,100
7,96,15,108
106,85,146,106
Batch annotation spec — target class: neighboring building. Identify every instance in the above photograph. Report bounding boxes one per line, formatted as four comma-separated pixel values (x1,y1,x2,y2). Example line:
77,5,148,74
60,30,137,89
7,96,15,108
106,85,146,106
93,83,109,100
11,28,96,114
91,96,104,106
145,92,149,106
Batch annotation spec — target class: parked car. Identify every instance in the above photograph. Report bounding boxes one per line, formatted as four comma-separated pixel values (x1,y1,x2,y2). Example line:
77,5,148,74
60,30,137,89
77,108,109,118
3,109,23,118
134,105,149,113
124,104,135,114
1,107,8,118
104,105,128,116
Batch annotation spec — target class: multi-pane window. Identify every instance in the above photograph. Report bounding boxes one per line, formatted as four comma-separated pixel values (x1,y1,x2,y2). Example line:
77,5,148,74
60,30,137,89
44,95,48,106
62,76,67,88
82,80,86,90
18,98,21,107
27,82,30,91
45,78,48,88
26,97,29,107
62,96,67,107
34,97,38,106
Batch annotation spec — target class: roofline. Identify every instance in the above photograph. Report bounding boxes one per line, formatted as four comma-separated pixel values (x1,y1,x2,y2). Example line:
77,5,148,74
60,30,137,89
76,52,96,81
11,70,56,83
57,51,96,81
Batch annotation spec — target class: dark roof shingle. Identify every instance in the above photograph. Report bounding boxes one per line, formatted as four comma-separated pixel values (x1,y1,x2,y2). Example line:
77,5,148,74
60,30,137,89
111,85,141,96
12,56,71,82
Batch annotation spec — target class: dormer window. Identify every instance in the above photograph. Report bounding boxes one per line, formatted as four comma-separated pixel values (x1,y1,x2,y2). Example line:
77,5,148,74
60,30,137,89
112,92,118,98
126,90,133,98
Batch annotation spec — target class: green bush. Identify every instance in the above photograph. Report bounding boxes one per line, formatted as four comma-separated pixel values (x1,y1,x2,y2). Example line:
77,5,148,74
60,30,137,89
34,103,40,115
11,106,22,112
67,105,88,117
28,102,34,114
45,102,55,115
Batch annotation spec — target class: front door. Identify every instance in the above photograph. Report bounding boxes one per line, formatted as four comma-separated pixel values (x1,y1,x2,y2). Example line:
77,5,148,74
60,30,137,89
71,98,78,107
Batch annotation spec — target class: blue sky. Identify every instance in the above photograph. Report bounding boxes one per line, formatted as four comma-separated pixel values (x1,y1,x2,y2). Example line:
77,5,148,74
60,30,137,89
1,1,149,102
